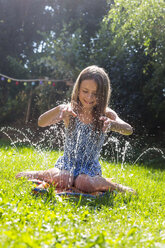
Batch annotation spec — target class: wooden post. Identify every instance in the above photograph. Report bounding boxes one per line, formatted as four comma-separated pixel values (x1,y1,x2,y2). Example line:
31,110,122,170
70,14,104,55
25,88,33,124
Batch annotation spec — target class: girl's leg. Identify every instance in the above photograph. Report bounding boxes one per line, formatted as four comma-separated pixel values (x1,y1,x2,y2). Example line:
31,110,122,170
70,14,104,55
74,174,134,193
16,168,74,189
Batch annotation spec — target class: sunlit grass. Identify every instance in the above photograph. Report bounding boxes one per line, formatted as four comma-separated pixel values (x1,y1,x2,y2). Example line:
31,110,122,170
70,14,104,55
0,145,165,247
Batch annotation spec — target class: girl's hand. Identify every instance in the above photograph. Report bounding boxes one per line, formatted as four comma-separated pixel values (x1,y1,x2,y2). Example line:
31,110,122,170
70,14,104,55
99,116,112,132
59,104,77,121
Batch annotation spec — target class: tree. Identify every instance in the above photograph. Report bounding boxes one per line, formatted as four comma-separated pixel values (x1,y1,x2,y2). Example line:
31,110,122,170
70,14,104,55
30,0,108,78
92,0,165,133
0,0,108,124
0,0,56,124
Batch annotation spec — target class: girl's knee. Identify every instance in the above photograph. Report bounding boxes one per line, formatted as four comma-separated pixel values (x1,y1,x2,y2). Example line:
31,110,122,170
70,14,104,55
55,170,74,188
74,174,96,193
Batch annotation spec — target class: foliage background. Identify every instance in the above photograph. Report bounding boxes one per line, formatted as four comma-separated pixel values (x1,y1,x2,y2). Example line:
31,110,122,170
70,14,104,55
0,0,164,144
0,2,165,246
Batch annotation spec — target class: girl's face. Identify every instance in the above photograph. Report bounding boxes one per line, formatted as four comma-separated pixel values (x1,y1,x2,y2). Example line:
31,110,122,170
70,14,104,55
79,80,97,111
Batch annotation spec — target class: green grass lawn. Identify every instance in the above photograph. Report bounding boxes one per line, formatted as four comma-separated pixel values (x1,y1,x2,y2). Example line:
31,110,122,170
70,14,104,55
0,145,165,247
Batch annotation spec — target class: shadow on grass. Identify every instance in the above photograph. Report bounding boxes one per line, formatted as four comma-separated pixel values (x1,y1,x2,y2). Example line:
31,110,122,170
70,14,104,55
31,185,136,211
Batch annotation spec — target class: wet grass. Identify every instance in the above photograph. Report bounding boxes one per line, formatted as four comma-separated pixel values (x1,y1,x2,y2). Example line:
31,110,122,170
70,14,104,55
0,145,165,247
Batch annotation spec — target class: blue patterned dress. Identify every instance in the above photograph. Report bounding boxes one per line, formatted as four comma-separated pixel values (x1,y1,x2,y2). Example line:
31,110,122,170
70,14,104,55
55,117,105,177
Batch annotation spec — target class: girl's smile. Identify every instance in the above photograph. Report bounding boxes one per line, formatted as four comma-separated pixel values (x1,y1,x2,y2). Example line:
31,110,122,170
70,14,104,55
79,80,97,111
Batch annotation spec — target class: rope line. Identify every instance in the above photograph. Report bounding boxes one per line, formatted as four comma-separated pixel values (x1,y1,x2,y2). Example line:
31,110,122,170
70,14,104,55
0,73,71,83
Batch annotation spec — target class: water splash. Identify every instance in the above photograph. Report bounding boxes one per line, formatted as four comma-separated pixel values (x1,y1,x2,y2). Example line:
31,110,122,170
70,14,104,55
0,125,65,172
121,141,130,169
133,147,165,165
102,135,132,166
0,126,165,170
0,125,65,150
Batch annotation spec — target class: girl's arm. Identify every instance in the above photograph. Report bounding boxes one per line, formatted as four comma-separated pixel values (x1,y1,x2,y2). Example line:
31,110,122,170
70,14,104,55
38,104,77,127
103,108,133,135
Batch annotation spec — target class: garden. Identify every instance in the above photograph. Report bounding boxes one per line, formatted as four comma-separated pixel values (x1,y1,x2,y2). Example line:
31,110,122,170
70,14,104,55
0,143,165,247
0,0,165,247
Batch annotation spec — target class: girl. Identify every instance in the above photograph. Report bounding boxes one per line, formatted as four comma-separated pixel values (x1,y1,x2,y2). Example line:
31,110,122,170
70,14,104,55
16,65,134,193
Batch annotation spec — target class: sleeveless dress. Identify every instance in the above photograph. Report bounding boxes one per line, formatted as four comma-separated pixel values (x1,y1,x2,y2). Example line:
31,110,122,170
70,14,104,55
55,117,105,177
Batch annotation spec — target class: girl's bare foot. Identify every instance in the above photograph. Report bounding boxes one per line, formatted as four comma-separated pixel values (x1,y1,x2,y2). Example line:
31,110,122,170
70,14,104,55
115,184,135,193
105,178,136,194
15,171,39,179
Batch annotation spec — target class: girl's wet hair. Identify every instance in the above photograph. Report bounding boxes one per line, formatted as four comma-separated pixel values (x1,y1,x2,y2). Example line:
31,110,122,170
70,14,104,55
71,65,111,131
